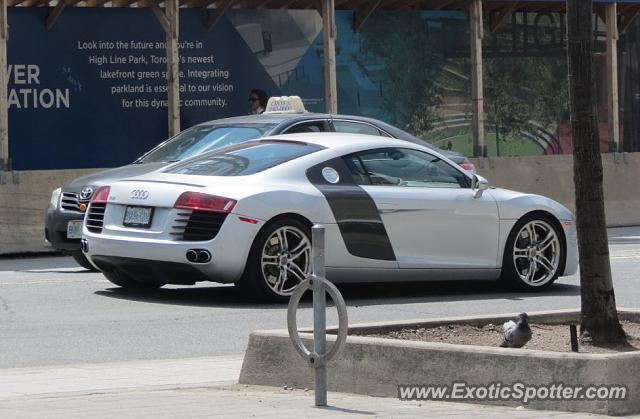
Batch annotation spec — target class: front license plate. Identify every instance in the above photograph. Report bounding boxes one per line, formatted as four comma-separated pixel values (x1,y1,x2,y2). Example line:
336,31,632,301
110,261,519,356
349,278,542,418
66,220,83,239
123,206,154,228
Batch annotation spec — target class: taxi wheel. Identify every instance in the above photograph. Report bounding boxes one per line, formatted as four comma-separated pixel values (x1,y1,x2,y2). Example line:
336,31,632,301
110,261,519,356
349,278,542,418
71,251,98,272
236,217,311,302
103,270,165,291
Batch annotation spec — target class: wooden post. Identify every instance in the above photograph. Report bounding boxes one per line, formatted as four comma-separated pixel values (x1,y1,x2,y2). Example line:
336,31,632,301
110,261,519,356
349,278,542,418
605,3,619,152
321,0,337,114
470,0,486,157
166,0,180,136
0,0,8,171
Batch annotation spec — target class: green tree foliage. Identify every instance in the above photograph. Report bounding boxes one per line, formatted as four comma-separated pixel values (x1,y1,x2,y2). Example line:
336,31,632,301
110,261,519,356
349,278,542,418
357,13,449,135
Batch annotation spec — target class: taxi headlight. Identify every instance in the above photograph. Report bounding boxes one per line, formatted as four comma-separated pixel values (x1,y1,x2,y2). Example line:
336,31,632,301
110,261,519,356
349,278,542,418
50,187,62,209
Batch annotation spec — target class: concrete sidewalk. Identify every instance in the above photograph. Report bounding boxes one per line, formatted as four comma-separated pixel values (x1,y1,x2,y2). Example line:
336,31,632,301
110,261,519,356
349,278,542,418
0,355,606,418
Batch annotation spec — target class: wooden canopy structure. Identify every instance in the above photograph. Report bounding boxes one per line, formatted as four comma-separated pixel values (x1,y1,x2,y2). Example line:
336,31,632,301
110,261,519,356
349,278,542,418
1,0,639,173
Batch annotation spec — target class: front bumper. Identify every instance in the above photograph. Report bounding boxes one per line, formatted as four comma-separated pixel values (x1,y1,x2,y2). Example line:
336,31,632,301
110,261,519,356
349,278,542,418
83,213,262,285
45,206,85,251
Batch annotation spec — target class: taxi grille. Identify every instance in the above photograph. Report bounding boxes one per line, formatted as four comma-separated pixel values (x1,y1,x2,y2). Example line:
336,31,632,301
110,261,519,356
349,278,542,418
86,203,107,233
171,210,227,241
61,192,91,212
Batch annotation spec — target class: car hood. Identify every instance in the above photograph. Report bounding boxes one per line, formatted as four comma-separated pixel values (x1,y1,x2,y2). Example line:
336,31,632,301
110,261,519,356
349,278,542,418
63,162,166,192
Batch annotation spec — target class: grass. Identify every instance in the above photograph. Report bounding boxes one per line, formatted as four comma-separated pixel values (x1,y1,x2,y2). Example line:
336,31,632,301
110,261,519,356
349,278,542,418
428,132,545,157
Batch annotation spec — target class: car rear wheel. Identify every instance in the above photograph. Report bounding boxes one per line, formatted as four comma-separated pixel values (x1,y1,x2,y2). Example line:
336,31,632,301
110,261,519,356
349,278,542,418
500,214,565,291
236,218,311,302
71,251,99,272
103,270,165,291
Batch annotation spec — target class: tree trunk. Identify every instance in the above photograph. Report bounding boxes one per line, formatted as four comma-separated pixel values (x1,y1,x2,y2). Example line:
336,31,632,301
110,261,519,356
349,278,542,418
566,0,626,344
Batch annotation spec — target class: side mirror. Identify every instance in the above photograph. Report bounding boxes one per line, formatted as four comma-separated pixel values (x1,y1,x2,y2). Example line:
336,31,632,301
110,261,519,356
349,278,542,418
472,174,489,198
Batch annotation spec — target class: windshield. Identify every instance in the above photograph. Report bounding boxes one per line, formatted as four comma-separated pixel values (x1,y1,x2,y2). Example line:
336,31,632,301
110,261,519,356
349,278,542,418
137,124,274,164
165,141,324,177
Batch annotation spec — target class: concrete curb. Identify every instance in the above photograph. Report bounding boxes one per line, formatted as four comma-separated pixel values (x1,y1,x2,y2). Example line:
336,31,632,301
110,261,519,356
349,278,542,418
239,308,640,416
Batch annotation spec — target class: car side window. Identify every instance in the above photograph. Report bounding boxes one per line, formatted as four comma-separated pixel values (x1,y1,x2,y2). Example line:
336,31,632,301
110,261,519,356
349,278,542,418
342,154,371,185
332,121,382,136
355,148,470,188
282,121,327,134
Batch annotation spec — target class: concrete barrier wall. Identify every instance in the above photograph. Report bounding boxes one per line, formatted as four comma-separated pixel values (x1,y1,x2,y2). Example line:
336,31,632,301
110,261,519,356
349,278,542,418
0,169,103,254
0,152,638,255
471,152,640,227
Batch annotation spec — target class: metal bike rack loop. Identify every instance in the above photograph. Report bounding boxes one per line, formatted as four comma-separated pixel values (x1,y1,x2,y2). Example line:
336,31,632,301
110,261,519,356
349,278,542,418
287,224,348,407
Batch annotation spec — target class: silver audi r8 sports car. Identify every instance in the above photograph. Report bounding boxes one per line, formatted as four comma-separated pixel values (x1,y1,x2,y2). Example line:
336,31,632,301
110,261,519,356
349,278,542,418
82,133,577,301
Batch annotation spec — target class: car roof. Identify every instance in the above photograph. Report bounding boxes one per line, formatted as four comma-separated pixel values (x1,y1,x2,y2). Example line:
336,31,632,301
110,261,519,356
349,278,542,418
198,112,332,126
259,133,432,154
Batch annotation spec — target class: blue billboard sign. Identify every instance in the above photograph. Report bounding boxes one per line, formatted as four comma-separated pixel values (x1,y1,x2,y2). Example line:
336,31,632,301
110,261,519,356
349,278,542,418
8,8,281,170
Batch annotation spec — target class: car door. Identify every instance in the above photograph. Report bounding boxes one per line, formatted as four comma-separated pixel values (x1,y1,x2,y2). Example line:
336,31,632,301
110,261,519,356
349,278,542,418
343,147,500,269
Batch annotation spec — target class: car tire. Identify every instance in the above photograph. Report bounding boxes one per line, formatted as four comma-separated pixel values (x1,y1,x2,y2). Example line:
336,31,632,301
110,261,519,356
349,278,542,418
500,213,566,291
236,217,312,302
103,270,165,291
71,251,99,272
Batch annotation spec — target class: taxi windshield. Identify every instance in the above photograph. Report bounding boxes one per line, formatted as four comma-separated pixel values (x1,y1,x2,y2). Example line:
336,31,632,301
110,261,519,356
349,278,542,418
136,124,274,164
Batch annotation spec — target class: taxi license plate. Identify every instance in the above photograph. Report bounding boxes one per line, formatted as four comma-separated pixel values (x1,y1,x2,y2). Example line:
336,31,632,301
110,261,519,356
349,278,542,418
66,220,83,239
123,206,154,228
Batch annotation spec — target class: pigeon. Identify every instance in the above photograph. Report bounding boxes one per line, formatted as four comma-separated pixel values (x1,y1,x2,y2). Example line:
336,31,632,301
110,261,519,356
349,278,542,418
500,313,532,348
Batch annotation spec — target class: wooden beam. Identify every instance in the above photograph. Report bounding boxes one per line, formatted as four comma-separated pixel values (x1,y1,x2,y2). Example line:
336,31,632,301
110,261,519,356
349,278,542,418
619,7,640,35
85,0,110,6
0,0,7,172
322,0,337,113
206,0,234,31
149,0,171,34
489,2,517,34
353,0,382,31
46,0,69,31
166,0,180,136
22,0,48,7
470,0,485,157
605,2,620,152
112,0,137,6
595,6,606,25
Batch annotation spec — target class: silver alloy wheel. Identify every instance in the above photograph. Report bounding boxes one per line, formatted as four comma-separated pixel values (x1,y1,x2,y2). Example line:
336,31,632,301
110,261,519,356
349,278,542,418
260,225,311,296
512,220,561,287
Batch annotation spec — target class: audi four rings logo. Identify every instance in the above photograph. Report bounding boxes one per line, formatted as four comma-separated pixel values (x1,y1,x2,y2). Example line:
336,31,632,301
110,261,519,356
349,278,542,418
130,189,150,200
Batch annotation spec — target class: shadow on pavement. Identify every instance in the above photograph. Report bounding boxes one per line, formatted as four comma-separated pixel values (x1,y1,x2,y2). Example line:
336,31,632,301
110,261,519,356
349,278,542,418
95,279,580,309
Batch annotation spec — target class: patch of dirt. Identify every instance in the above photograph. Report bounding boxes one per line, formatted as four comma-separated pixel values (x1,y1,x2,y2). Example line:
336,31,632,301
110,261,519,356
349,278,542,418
364,321,640,354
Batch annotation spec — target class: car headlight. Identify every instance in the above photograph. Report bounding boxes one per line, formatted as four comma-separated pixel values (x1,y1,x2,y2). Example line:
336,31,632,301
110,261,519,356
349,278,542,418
50,187,62,209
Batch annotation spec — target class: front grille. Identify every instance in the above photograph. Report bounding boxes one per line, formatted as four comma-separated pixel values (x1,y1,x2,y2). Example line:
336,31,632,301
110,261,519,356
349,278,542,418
86,203,106,233
60,192,91,212
170,210,227,241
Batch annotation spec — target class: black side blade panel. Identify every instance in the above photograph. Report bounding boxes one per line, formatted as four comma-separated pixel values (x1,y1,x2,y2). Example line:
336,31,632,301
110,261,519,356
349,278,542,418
306,157,396,261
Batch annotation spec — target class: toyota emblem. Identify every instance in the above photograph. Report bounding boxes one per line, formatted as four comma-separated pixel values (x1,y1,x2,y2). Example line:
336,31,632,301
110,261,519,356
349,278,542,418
130,189,150,200
80,187,94,200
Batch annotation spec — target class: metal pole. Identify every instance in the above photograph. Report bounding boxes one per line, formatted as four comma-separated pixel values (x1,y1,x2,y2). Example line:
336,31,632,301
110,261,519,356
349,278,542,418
0,0,8,172
311,225,327,406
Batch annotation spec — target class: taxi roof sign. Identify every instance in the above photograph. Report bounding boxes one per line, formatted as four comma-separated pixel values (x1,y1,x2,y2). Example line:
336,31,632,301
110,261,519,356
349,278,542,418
264,96,307,114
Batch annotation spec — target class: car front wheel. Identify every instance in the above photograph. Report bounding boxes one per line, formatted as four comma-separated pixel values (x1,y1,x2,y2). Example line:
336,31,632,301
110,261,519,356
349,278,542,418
500,214,565,290
236,218,312,302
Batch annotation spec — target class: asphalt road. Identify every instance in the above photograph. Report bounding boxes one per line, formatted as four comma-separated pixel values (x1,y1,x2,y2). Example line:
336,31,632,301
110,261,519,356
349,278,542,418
1,227,638,369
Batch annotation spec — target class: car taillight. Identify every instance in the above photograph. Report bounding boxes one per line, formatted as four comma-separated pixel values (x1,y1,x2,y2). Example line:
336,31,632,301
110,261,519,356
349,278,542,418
174,192,236,213
459,162,476,172
91,186,111,203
